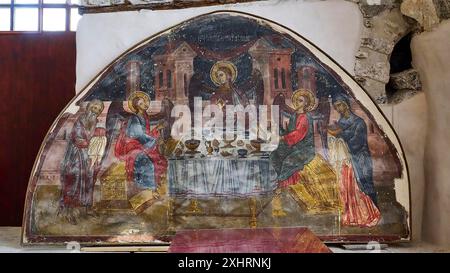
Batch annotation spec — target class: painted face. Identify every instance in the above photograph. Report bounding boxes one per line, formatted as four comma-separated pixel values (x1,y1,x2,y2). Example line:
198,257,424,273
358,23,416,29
294,95,307,111
333,100,348,114
90,104,103,116
217,70,229,85
136,98,149,112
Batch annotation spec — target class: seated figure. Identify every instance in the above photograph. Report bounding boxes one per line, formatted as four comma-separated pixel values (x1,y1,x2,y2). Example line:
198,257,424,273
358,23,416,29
114,91,167,195
270,90,341,214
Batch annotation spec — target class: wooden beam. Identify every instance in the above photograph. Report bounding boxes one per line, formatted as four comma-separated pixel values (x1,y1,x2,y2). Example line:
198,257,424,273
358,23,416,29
79,0,264,15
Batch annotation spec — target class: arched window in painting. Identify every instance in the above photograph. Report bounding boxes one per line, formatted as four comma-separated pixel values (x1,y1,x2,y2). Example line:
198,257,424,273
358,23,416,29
159,71,164,88
167,70,172,89
274,68,279,89
304,69,310,80
281,68,286,89
184,74,188,96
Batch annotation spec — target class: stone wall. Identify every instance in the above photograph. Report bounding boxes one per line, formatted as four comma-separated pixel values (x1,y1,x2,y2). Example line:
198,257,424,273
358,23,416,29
354,6,413,103
411,19,450,246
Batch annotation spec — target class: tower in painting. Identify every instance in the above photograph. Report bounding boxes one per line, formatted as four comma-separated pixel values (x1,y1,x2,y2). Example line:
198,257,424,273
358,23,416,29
249,36,294,106
297,65,317,94
153,42,197,104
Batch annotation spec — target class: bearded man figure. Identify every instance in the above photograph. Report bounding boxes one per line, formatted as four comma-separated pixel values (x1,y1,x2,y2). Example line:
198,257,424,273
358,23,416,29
58,99,104,224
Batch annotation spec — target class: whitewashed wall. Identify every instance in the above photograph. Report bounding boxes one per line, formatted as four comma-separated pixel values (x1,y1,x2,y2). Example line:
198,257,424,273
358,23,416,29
75,0,363,92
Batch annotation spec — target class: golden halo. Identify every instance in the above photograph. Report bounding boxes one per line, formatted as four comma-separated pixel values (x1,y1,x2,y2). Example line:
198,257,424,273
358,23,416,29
128,91,150,114
210,61,238,86
292,89,318,112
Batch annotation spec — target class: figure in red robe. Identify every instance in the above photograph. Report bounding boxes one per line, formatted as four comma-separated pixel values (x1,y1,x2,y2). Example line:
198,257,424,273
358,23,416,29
270,90,316,187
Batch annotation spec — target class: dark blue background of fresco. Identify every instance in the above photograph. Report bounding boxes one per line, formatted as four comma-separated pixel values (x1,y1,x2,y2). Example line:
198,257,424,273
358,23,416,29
84,14,345,102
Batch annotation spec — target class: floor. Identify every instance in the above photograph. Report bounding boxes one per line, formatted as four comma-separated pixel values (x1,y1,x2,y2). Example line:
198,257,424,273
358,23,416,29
1,227,449,253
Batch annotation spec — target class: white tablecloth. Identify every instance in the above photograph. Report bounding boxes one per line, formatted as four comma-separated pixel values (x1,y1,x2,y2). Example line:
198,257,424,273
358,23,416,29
168,157,277,197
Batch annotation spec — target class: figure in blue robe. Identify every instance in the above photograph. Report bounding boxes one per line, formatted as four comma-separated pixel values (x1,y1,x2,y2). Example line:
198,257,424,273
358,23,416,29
115,111,167,192
329,94,378,206
127,115,157,189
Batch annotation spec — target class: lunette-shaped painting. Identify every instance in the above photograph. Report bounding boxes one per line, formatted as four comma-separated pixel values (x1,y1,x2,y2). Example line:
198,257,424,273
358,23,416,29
22,11,411,245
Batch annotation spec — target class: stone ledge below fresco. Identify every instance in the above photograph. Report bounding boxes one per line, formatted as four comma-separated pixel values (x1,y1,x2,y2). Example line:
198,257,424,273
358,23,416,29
1,227,448,252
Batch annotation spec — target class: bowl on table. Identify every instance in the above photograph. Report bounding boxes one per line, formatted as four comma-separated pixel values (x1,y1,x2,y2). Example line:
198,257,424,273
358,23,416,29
184,139,201,154
237,149,248,158
220,151,233,157
250,139,265,152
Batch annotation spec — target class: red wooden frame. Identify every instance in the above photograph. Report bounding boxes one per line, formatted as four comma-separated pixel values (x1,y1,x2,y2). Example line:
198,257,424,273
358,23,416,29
0,32,76,226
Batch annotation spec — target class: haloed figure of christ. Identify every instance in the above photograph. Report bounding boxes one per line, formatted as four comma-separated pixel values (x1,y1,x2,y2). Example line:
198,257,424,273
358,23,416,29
58,100,105,224
209,61,249,107
114,91,167,196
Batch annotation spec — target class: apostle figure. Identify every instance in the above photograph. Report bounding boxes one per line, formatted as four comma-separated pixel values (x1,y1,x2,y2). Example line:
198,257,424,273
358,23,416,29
270,89,340,215
270,90,316,186
59,99,104,224
115,91,167,196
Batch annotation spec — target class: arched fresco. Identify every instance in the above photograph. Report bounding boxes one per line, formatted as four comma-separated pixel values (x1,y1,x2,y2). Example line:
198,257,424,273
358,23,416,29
22,11,411,245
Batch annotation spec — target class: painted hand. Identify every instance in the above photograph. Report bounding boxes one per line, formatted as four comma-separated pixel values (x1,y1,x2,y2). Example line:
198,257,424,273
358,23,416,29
155,121,165,131
327,127,342,137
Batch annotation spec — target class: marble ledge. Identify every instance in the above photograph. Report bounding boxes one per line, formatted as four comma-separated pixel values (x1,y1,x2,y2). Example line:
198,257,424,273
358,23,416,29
1,227,450,253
